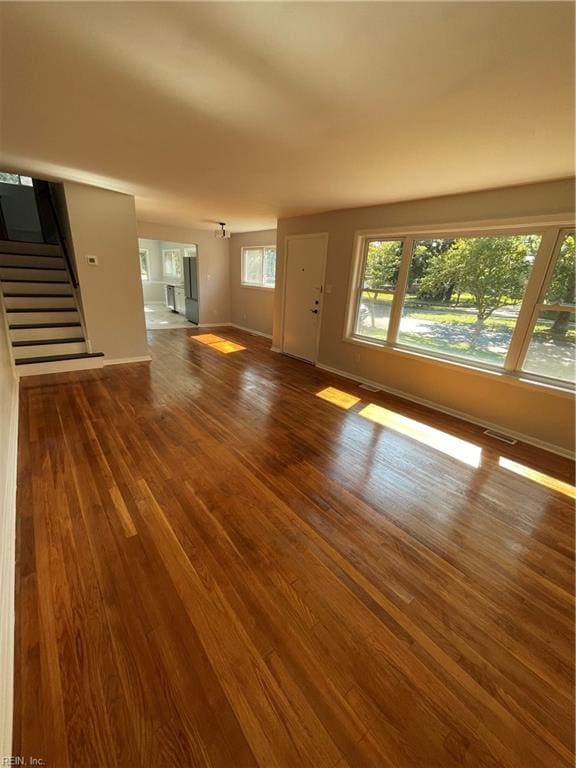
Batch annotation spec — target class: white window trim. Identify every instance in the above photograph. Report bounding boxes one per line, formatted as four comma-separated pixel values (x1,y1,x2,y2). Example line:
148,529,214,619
241,245,276,289
344,215,575,392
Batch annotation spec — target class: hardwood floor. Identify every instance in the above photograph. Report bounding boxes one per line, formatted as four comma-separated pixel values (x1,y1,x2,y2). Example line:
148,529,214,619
13,327,575,768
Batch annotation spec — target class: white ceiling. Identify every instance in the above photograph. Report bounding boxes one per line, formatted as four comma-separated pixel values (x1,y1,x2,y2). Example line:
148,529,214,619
0,2,574,232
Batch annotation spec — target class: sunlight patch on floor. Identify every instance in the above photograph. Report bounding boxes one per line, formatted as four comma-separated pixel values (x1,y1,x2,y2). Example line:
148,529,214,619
211,340,246,354
191,334,246,353
358,403,482,467
316,387,360,410
498,457,575,499
193,334,226,344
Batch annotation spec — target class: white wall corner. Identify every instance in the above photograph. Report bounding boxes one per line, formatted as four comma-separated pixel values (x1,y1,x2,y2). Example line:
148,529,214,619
0,383,19,759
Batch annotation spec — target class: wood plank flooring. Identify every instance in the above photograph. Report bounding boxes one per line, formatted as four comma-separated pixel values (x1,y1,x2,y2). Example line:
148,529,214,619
13,327,575,767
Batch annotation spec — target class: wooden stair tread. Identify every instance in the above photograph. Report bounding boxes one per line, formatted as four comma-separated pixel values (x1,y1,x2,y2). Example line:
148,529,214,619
15,352,104,365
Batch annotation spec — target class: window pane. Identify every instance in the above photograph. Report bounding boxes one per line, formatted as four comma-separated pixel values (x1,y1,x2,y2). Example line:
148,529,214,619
543,232,575,305
522,310,575,383
173,251,183,279
263,247,276,287
0,172,20,184
243,248,263,284
356,240,403,341
163,251,174,276
163,249,181,277
397,235,541,366
139,251,149,280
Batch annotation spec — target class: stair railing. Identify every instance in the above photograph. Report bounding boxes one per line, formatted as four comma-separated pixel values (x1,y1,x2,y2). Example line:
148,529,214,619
36,181,79,289
38,182,92,353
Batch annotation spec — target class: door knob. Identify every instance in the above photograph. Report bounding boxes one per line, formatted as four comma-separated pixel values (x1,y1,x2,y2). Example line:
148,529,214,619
310,309,319,314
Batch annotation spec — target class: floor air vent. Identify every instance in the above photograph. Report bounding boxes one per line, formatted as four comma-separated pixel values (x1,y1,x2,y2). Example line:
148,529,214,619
359,383,380,392
483,429,518,445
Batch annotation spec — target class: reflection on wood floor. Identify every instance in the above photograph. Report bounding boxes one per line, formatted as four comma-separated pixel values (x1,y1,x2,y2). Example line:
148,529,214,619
14,327,575,767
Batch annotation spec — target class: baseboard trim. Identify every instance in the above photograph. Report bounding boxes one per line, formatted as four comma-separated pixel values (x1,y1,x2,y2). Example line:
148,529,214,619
103,355,152,367
270,346,281,353
229,323,273,340
316,361,574,460
0,377,19,758
196,323,231,329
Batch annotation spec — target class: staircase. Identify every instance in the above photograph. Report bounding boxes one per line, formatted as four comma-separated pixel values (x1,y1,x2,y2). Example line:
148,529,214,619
0,242,104,376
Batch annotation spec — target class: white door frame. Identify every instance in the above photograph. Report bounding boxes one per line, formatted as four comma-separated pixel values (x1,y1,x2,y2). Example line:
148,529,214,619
280,232,328,363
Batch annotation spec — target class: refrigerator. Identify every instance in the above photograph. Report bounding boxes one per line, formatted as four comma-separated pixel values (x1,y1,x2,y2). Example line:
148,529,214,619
183,255,199,324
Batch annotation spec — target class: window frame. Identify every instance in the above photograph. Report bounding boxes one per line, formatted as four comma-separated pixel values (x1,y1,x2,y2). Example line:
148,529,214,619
514,228,575,385
345,217,574,391
351,237,411,343
240,245,276,289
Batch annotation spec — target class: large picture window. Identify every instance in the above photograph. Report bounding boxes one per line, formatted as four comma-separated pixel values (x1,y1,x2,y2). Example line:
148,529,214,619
241,246,276,288
349,226,575,387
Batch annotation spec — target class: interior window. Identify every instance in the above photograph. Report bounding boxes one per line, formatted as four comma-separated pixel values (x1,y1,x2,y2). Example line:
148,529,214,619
241,246,276,288
163,249,183,280
139,249,150,281
0,172,33,186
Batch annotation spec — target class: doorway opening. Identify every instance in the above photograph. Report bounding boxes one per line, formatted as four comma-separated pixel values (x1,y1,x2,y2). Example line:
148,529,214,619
139,239,198,329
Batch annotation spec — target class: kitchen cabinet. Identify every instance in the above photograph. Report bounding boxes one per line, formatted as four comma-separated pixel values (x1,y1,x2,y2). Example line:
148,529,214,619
165,284,176,311
175,286,186,315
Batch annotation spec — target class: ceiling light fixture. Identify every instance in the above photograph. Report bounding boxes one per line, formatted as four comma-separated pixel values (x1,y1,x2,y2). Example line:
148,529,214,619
215,221,231,239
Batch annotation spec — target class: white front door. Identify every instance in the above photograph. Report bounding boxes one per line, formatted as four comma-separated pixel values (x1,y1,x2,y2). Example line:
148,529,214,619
282,234,327,362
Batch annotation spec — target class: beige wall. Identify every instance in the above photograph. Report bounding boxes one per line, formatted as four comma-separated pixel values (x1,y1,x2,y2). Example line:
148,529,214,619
137,223,230,326
63,182,149,361
230,230,276,336
0,311,18,756
274,179,575,455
